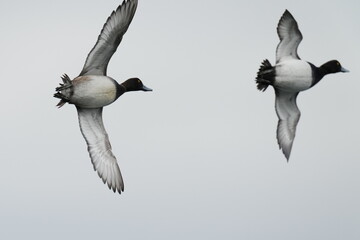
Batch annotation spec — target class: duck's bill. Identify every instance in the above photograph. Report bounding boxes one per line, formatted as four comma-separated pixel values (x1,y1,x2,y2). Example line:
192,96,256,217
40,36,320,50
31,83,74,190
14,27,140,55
142,85,153,91
341,67,350,72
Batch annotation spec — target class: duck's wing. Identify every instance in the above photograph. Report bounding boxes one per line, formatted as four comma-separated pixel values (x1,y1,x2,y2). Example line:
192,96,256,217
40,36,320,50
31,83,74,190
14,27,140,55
79,0,138,76
275,90,301,161
77,107,124,193
276,10,303,63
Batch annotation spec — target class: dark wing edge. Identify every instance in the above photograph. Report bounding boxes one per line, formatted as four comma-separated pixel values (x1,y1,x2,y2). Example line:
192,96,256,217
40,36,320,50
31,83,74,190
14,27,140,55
275,90,301,161
77,107,124,193
275,9,303,63
79,0,138,76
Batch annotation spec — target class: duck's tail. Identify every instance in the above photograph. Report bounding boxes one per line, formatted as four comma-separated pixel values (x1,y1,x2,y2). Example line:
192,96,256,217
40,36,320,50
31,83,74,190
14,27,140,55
256,59,275,92
54,74,73,108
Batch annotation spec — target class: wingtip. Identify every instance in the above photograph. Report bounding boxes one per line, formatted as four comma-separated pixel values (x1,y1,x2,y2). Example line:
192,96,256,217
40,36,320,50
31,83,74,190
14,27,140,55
105,179,124,194
114,185,124,194
278,9,295,26
277,132,294,162
116,0,138,12
281,145,292,162
117,186,124,194
283,9,292,17
284,152,291,162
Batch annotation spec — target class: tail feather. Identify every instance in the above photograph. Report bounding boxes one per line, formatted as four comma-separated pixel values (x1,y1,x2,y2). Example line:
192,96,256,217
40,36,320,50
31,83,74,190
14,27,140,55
54,74,73,108
56,100,67,108
256,59,274,91
61,74,71,84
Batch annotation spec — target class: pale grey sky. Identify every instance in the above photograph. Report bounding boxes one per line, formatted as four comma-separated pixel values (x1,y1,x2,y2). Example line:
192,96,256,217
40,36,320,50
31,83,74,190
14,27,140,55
0,0,359,239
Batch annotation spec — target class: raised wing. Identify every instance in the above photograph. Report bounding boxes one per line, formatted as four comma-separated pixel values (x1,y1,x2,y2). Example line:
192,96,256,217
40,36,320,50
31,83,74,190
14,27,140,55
276,10,303,63
80,0,138,76
77,107,124,193
275,90,301,161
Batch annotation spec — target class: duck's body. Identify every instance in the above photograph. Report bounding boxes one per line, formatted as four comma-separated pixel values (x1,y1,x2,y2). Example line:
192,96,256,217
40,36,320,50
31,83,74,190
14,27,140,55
54,0,151,194
274,59,314,92
63,75,120,108
256,10,348,160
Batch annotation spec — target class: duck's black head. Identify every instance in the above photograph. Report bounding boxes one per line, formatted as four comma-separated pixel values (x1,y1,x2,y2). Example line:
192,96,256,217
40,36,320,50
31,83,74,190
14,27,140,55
320,60,349,75
121,78,152,92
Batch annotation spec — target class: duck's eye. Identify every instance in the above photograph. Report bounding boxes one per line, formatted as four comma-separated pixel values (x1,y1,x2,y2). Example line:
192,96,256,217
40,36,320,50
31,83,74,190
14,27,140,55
137,79,141,83
336,61,340,66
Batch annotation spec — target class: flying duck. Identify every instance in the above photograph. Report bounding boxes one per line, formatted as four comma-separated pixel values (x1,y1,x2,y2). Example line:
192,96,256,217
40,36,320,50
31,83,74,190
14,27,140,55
256,10,349,161
54,0,151,193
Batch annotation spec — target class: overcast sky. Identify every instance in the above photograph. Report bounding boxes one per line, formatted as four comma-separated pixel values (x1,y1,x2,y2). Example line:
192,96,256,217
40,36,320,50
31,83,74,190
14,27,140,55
0,0,359,239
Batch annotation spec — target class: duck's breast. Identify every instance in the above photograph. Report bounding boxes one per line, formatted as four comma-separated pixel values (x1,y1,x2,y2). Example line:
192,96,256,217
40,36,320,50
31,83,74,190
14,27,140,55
274,60,313,92
71,76,118,108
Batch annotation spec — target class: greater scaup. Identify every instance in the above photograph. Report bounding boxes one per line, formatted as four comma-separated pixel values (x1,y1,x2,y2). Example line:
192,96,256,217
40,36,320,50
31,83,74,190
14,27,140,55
256,10,349,161
54,0,151,193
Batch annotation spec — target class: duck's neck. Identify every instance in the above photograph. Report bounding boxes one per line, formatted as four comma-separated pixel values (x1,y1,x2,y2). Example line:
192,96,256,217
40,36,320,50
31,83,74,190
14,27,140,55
115,82,126,99
310,63,331,87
